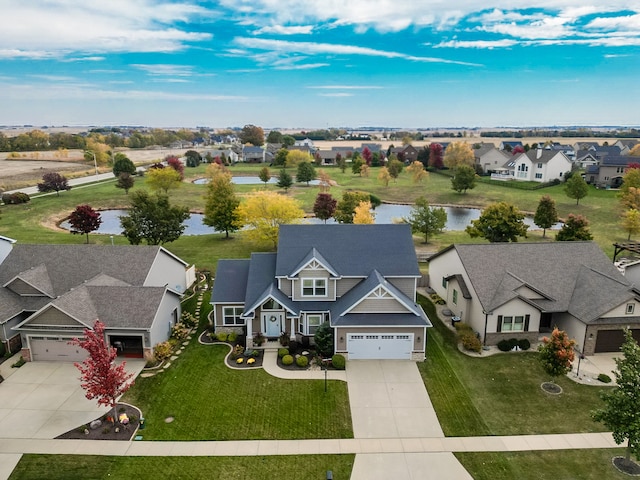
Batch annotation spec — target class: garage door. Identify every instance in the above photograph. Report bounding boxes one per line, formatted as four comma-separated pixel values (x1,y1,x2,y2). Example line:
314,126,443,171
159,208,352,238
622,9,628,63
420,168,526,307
30,338,88,362
595,329,640,353
347,333,413,360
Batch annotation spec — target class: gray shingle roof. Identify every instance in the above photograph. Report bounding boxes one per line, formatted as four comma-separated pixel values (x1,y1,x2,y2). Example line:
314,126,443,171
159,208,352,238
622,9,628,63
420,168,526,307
211,259,250,303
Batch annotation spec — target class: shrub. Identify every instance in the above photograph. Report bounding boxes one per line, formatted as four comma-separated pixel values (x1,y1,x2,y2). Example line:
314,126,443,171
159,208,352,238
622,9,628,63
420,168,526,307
430,293,445,305
598,373,612,383
331,354,346,370
231,344,244,359
454,322,474,333
278,348,289,358
508,338,519,350
170,323,189,341
180,312,197,328
296,355,309,368
497,339,512,352
282,354,294,366
279,331,290,347
216,332,228,342
460,332,482,353
153,342,172,362
253,332,266,346
227,332,238,343
2,192,30,204
518,338,531,351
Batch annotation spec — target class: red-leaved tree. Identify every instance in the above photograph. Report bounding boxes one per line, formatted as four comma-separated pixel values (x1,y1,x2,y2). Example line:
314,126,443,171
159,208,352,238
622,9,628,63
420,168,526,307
70,321,135,423
165,155,185,180
313,192,337,223
362,146,372,166
429,143,444,169
69,204,102,243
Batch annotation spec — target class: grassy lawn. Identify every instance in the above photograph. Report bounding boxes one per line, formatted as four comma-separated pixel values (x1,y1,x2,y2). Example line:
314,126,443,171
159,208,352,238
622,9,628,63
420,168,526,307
455,449,628,480
418,295,611,437
8,454,355,480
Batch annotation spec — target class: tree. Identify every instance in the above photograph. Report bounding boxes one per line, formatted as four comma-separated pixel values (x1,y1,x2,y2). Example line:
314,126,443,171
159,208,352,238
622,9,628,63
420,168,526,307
276,169,293,191
115,172,135,195
317,170,332,192
239,124,265,146
451,165,477,193
406,197,447,243
313,193,337,223
112,154,136,177
146,167,182,194
259,166,271,186
538,327,576,381
620,187,640,210
37,172,70,196
564,173,589,205
296,162,317,185
351,157,364,175
466,202,528,242
406,161,428,183
377,167,391,186
620,167,640,197
273,148,288,167
417,146,430,168
69,204,102,243
165,155,184,180
630,144,640,156
353,201,375,224
266,130,283,144
184,150,202,168
429,143,444,169
286,149,312,168
556,213,593,241
336,153,346,173
69,320,135,426
534,195,559,238
444,142,475,169
335,191,371,224
592,330,640,465
387,159,404,181
237,191,304,248
362,147,372,166
622,209,640,240
314,322,334,358
282,135,295,147
203,172,242,238
120,191,190,245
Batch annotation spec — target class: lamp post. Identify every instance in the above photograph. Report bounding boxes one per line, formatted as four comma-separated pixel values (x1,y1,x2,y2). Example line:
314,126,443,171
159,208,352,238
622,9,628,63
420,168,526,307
86,150,98,177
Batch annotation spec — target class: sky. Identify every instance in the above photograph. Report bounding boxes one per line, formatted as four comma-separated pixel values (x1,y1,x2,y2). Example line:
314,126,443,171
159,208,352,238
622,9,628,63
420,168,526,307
1,1,639,129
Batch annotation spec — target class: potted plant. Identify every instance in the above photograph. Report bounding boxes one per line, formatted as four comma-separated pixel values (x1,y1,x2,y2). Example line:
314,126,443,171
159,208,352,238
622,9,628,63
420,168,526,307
254,332,266,346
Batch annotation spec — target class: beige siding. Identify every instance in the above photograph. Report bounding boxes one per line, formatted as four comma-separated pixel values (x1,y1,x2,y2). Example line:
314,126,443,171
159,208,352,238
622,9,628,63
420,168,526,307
279,278,292,296
488,299,540,335
553,312,586,351
601,300,640,318
7,278,44,296
149,293,181,346
350,296,411,314
28,308,80,326
291,278,335,301
336,278,362,296
335,326,425,352
387,278,415,298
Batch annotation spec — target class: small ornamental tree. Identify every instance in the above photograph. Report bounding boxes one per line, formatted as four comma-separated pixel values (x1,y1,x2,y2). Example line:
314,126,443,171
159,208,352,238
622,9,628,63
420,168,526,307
466,202,528,242
592,329,640,466
69,204,102,243
351,157,364,175
556,213,593,241
451,165,477,193
534,195,559,238
353,201,375,224
37,172,71,196
564,173,589,205
538,327,576,382
313,193,337,223
184,150,202,168
259,166,271,186
378,166,391,187
296,162,316,185
69,320,135,425
429,143,444,169
387,159,404,181
362,146,372,166
314,322,334,358
165,155,185,180
406,196,447,243
115,172,135,194
622,208,640,240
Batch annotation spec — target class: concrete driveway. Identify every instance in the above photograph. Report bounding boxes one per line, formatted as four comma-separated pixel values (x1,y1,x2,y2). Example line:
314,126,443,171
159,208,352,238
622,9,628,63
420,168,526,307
0,358,144,439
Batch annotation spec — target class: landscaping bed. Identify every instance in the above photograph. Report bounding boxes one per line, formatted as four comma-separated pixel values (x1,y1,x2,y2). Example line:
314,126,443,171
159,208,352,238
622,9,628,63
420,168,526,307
276,342,345,371
55,403,141,441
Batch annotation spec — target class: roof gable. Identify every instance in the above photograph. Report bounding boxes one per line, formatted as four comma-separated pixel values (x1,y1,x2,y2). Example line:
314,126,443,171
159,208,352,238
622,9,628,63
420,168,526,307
288,248,339,278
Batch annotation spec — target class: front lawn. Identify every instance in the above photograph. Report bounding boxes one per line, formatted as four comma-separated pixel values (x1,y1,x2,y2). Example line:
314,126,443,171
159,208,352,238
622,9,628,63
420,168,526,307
418,295,611,437
122,340,352,440
8,454,355,480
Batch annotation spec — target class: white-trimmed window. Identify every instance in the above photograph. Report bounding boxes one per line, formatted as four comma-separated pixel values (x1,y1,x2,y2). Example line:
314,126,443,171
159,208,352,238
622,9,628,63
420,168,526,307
627,303,635,314
223,307,244,325
452,289,458,305
299,313,323,335
502,315,524,332
535,173,543,179
302,278,326,297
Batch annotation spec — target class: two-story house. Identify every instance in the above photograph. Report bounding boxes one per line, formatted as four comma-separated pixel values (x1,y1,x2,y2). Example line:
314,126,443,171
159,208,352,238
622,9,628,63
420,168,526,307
585,155,636,188
510,149,572,183
211,224,432,360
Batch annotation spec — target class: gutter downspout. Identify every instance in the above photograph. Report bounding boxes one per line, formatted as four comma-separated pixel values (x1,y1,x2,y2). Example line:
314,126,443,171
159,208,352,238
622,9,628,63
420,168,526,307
483,311,489,346
2,322,10,354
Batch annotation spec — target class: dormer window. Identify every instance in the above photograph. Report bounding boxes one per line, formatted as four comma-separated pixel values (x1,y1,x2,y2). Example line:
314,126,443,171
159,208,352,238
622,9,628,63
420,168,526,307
302,278,326,297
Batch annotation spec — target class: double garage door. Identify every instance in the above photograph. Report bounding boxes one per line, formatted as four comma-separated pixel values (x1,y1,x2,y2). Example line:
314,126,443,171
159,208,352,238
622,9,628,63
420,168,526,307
595,329,640,353
30,337,88,362
347,333,413,360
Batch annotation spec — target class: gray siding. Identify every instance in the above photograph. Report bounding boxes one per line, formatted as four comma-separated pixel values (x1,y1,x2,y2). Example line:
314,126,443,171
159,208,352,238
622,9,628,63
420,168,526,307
336,278,362,296
7,278,44,296
387,277,416,298
146,250,188,293
29,308,80,326
149,293,180,347
279,278,292,296
350,296,410,314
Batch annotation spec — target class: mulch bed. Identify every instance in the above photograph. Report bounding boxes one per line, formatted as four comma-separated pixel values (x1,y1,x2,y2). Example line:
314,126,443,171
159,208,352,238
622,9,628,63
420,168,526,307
55,403,142,441
225,347,264,368
541,382,563,395
613,457,640,476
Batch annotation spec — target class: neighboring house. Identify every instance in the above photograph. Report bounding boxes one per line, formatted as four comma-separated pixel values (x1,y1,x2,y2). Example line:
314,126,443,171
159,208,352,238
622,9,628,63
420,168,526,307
242,146,273,163
585,155,636,188
317,149,339,165
575,152,599,170
499,140,523,151
574,141,600,152
294,138,314,148
614,139,639,154
211,224,432,360
390,145,418,164
474,145,510,173
546,143,575,160
0,243,194,361
429,242,640,356
201,149,239,163
507,149,572,182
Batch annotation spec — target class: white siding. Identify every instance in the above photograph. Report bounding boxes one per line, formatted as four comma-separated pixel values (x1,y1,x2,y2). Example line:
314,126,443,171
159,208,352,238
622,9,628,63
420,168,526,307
488,299,540,334
601,300,640,318
146,250,189,293
149,292,181,347
554,312,586,351
543,153,572,182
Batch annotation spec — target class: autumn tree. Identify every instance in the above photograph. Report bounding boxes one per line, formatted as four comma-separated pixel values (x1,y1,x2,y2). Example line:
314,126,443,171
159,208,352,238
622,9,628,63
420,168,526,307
146,166,182,194
165,155,185,180
273,148,289,167
620,167,640,197
120,191,190,245
69,204,102,244
313,193,337,223
362,147,372,166
259,166,271,186
184,150,202,167
317,170,332,192
237,191,304,248
564,173,589,205
466,202,528,242
37,172,71,196
296,162,317,185
451,165,476,193
592,329,640,467
444,142,475,169
534,195,559,238
239,124,265,146
406,161,428,184
85,138,110,166
351,157,364,175
378,166,391,186
620,187,640,210
429,143,444,169
630,145,640,157
286,149,312,168
406,197,447,243
353,201,375,224
276,169,293,191
538,327,576,383
203,172,242,238
387,159,404,181
622,209,640,240
556,213,593,241
336,153,346,173
69,320,135,425
335,191,372,224
115,172,135,195
112,154,136,177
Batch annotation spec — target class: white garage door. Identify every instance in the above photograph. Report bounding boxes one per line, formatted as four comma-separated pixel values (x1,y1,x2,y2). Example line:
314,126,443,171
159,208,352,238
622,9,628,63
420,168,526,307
30,338,88,362
347,333,413,360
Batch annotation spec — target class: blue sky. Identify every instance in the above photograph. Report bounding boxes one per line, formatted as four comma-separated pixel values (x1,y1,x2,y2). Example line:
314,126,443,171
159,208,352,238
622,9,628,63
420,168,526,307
1,1,639,129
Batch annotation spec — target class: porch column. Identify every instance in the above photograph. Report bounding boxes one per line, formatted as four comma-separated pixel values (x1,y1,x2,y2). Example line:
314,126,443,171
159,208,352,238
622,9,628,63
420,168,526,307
246,316,253,348
290,317,295,340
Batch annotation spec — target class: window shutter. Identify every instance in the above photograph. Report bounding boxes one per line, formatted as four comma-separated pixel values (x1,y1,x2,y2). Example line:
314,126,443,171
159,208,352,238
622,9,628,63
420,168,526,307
524,315,530,332
497,315,502,333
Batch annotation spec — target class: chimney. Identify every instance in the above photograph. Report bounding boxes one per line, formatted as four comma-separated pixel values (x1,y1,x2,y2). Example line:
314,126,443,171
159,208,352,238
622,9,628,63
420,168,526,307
537,148,542,159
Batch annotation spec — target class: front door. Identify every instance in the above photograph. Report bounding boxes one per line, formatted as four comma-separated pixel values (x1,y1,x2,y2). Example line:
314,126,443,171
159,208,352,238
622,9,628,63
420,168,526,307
263,312,283,337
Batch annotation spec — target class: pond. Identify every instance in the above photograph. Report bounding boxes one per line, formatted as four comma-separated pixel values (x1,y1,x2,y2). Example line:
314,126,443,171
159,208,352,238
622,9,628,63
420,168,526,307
193,176,321,186
60,205,561,236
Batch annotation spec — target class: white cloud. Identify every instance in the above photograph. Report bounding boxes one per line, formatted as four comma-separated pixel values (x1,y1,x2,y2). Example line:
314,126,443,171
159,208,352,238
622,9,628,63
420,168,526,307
131,64,194,76
274,63,329,70
308,85,383,89
255,25,314,35
587,14,640,31
435,39,519,49
28,74,77,82
318,93,354,97
62,56,105,62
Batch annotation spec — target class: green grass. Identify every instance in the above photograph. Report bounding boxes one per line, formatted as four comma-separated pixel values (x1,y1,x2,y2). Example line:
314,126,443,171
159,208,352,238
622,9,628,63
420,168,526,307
455,449,629,480
418,296,611,437
8,454,355,480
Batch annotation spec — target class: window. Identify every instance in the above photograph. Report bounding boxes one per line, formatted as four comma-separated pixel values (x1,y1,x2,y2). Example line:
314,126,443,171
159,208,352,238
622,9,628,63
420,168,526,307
262,299,281,310
535,173,543,179
307,314,322,334
442,277,448,288
627,303,635,314
502,316,524,332
223,307,244,325
302,278,326,296
452,289,458,305
537,163,543,168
